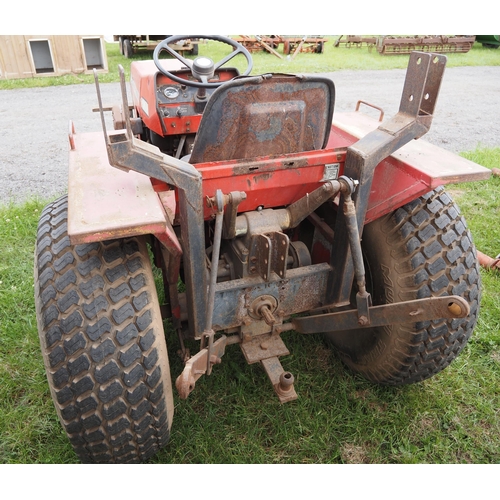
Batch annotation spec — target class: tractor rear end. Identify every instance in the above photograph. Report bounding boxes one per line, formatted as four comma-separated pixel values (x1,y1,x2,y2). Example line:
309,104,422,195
34,36,490,463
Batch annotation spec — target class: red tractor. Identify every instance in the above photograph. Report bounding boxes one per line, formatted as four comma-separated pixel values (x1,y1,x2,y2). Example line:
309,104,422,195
34,35,490,462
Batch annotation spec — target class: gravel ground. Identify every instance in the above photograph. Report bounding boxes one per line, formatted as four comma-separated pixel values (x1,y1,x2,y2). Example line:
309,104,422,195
1,66,499,205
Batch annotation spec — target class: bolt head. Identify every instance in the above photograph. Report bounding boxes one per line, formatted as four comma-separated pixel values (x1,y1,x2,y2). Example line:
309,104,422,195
358,315,369,326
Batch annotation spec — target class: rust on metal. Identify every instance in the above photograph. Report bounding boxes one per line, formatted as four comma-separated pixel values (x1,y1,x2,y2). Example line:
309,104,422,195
260,357,297,403
190,74,335,163
209,263,330,332
377,35,475,55
81,49,489,406
277,372,295,397
247,295,279,323
68,120,76,150
231,35,326,57
477,250,500,270
282,36,326,55
248,232,289,281
94,66,208,338
292,296,471,334
334,35,475,55
334,35,377,49
232,35,283,54
240,332,289,364
175,336,228,399
255,35,283,59
328,111,491,224
195,148,344,221
67,130,168,245
355,100,384,122
222,191,247,239
329,52,450,305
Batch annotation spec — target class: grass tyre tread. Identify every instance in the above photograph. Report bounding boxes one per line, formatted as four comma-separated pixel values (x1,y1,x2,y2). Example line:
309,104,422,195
34,195,174,463
326,187,480,385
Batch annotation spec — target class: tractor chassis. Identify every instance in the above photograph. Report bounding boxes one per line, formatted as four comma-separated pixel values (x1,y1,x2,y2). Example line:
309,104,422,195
79,52,475,402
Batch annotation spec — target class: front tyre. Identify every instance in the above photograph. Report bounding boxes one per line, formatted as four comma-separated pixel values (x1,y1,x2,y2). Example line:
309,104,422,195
326,187,481,385
34,196,174,463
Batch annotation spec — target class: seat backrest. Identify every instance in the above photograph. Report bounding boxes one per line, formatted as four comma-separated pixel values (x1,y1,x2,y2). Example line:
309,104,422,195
189,74,335,164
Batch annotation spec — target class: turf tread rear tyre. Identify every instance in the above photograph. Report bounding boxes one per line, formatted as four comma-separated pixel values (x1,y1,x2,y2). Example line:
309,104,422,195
326,187,480,385
34,196,174,463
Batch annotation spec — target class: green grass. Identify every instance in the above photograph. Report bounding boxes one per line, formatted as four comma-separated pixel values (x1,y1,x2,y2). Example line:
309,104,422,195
1,147,499,464
1,37,499,90
0,200,76,463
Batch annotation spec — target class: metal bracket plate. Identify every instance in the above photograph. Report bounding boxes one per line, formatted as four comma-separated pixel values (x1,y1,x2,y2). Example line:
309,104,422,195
248,232,289,281
240,332,290,364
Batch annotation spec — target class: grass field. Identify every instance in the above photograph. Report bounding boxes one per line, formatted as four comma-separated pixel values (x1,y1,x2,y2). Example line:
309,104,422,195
0,38,499,465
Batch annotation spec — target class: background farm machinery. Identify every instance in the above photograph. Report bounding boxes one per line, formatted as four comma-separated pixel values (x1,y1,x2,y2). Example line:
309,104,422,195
233,36,326,58
334,35,477,54
114,35,199,58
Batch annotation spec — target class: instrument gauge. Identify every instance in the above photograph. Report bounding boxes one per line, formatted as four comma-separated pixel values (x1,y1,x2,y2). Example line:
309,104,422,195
163,87,180,99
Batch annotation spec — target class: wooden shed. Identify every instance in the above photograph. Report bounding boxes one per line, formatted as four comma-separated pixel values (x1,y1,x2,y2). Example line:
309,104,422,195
0,35,108,80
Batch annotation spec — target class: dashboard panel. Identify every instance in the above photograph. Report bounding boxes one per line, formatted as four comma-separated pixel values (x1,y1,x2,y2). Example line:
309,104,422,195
156,69,239,121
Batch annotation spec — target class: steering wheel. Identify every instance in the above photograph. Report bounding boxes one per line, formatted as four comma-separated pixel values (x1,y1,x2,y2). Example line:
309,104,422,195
153,35,253,89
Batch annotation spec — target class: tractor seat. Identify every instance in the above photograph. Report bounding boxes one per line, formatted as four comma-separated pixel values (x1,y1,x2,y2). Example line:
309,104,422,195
189,74,335,164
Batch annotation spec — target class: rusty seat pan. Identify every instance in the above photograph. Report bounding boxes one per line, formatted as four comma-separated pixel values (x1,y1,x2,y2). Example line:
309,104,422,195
190,74,335,163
